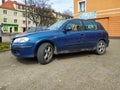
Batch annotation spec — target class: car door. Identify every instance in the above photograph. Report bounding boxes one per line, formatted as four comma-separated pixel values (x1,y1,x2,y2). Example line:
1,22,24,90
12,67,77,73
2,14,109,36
58,19,83,52
79,20,101,49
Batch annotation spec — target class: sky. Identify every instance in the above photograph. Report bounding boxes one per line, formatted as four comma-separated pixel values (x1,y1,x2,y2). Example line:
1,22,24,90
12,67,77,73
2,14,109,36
0,0,74,13
49,0,73,13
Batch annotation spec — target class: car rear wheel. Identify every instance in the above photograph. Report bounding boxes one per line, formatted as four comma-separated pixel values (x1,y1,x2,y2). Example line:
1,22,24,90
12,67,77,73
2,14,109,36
37,43,54,64
96,40,106,55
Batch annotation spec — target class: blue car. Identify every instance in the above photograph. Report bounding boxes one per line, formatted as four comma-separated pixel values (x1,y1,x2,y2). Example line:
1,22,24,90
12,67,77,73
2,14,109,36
11,19,109,64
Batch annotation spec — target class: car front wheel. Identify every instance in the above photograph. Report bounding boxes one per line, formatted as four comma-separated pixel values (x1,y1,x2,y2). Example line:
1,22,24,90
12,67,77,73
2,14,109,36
96,40,106,55
37,43,54,65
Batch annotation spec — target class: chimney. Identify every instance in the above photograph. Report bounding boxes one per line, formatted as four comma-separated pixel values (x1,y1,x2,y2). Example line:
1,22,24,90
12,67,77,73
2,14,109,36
2,0,5,4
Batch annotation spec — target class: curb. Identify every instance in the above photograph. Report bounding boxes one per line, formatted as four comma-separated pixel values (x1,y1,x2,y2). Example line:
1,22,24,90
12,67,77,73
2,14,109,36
0,50,10,53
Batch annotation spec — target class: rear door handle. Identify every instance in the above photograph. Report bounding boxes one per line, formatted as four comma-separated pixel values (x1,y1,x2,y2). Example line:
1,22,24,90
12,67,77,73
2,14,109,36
80,34,84,36
98,33,101,35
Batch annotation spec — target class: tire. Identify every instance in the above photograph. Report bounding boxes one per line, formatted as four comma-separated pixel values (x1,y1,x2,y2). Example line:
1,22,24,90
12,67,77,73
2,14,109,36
96,40,106,55
37,43,54,65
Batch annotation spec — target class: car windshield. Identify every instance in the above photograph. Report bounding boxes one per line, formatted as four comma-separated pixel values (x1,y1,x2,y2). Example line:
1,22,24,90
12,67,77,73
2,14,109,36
47,20,67,30
25,26,47,33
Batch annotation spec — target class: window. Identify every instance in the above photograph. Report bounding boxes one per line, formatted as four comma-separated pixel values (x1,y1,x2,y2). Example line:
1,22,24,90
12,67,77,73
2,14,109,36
3,10,7,14
66,20,83,31
14,27,18,32
14,19,17,23
83,20,98,30
23,20,26,24
79,1,86,12
3,18,7,22
28,21,31,24
23,12,26,17
22,6,25,10
18,5,21,9
3,26,8,32
14,12,17,16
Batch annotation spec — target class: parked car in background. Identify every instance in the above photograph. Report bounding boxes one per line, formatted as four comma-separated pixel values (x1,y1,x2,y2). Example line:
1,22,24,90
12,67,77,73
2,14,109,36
11,19,109,64
25,26,47,33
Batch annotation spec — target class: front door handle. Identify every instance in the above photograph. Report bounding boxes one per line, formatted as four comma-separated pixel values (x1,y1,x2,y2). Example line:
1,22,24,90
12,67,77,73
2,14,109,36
80,34,84,36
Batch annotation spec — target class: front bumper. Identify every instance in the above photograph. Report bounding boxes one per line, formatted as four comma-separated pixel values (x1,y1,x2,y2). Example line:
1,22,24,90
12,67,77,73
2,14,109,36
11,43,35,58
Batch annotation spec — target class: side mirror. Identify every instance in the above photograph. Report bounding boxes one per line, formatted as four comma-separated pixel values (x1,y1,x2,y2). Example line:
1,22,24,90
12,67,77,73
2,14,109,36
63,25,72,32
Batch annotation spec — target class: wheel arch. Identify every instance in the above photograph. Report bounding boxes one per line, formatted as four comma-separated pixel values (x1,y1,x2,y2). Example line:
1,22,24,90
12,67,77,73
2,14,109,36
34,40,56,57
98,39,108,45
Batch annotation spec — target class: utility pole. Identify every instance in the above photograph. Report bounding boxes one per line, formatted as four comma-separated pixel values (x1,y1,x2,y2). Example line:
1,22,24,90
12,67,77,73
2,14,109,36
25,0,28,31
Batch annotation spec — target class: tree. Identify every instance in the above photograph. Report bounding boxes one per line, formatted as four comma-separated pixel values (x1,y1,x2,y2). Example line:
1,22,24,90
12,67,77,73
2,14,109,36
23,0,54,26
63,9,73,16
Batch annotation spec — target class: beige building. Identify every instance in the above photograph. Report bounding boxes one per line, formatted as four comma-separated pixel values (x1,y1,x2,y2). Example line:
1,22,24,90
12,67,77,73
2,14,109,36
0,0,35,33
0,0,73,33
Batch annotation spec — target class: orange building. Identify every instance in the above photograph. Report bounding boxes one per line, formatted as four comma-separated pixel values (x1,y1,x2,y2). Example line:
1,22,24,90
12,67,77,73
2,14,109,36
74,0,120,37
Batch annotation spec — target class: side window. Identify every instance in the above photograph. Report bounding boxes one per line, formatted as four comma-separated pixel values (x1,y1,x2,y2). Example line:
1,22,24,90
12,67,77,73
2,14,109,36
83,20,98,30
91,21,99,30
66,20,83,31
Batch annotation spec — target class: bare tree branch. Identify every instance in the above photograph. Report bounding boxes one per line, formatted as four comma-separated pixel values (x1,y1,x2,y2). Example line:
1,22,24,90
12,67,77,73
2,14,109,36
23,0,54,26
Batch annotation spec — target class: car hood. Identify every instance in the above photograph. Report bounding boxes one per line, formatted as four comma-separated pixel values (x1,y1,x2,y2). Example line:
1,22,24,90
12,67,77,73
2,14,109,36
14,30,58,38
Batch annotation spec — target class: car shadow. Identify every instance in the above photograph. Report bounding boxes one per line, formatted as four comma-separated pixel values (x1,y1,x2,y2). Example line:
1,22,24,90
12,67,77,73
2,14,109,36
53,51,94,60
16,57,38,65
16,51,95,65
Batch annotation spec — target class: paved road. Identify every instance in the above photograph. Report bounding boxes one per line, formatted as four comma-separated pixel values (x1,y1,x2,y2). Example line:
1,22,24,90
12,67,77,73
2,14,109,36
0,39,120,90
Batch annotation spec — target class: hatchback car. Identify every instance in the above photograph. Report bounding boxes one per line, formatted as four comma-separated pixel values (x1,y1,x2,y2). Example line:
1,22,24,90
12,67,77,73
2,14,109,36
11,19,109,64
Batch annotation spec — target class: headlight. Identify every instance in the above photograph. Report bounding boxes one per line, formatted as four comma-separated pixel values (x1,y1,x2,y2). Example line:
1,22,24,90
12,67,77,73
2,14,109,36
14,37,29,43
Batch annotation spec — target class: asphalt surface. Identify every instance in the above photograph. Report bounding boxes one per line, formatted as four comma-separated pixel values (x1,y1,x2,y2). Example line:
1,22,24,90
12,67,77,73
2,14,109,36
0,39,120,90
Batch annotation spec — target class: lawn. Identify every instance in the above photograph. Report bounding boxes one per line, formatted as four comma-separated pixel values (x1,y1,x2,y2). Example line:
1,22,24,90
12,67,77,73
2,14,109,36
0,42,10,51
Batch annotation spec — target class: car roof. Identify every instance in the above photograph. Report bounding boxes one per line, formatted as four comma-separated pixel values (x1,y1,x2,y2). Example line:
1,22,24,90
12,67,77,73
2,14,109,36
67,18,97,22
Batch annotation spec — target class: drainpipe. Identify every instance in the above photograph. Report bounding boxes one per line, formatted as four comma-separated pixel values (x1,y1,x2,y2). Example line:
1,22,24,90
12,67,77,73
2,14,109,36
0,24,3,43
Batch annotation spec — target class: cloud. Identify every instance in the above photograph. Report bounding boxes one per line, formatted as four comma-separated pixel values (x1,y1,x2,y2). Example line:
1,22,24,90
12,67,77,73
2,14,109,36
49,0,73,13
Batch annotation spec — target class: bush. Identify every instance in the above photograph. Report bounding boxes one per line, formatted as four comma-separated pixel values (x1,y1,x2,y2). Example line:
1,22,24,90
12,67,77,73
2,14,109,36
0,42,10,51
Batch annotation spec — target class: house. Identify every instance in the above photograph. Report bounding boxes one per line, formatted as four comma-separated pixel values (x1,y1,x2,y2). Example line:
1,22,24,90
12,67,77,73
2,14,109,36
74,0,120,37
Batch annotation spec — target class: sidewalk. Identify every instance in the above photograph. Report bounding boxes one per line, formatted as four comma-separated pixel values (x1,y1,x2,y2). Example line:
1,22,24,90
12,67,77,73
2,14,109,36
2,35,12,42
